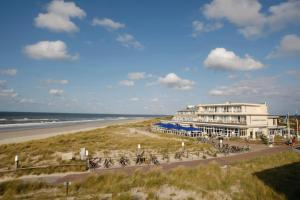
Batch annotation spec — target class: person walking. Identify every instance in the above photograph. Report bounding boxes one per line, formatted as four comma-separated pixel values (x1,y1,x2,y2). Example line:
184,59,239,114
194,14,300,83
292,136,296,148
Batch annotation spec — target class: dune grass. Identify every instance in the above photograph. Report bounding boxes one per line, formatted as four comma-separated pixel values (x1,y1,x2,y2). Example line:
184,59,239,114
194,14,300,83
0,151,299,200
0,117,211,176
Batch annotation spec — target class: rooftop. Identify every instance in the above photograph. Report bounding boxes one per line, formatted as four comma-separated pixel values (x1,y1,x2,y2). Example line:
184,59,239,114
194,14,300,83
197,102,267,107
178,106,198,112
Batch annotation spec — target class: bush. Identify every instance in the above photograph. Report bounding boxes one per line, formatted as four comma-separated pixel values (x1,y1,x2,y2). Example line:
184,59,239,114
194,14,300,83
260,134,268,145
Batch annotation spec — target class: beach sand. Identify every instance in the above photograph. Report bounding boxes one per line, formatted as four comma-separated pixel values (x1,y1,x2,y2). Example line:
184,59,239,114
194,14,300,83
0,118,148,145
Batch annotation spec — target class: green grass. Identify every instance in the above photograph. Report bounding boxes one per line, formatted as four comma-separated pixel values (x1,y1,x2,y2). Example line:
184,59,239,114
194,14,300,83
1,151,299,200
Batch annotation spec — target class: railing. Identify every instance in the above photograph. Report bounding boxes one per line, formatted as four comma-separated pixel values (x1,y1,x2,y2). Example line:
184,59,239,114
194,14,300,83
171,118,247,125
199,110,243,114
197,120,247,125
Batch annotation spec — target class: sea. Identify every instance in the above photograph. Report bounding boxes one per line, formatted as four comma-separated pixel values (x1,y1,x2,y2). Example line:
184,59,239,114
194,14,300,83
0,112,161,131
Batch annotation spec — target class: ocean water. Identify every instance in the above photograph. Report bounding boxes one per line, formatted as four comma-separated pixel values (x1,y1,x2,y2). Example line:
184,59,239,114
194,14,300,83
0,112,160,129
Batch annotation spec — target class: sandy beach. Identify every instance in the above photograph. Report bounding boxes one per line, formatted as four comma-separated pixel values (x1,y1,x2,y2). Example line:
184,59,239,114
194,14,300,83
0,118,148,145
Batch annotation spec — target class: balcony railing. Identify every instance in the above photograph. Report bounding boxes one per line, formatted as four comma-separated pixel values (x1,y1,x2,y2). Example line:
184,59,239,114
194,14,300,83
200,110,242,113
173,118,247,125
197,119,247,125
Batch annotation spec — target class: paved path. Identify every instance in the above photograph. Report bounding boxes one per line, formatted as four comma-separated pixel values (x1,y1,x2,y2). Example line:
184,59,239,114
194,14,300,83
55,145,291,184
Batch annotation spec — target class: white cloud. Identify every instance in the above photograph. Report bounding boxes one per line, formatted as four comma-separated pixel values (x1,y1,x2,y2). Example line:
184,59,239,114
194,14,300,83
209,76,281,97
0,69,18,76
92,18,125,31
202,0,300,38
47,101,55,106
0,81,38,104
151,98,159,102
106,85,114,89
19,98,36,104
268,34,300,58
119,80,135,86
286,70,300,79
116,34,143,49
130,97,139,101
204,48,264,71
145,81,158,87
158,73,195,90
227,74,236,79
0,80,18,99
49,89,64,96
147,74,154,78
203,0,263,26
208,77,300,113
183,66,198,72
0,88,18,98
0,80,7,87
128,72,145,80
35,0,86,32
24,40,78,60
44,79,69,84
183,67,191,72
266,1,300,32
192,20,223,37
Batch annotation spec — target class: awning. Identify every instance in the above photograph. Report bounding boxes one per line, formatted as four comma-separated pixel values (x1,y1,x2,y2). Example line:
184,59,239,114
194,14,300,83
155,123,203,132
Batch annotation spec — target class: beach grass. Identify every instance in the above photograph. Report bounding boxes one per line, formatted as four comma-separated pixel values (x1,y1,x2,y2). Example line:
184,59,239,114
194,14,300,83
0,117,210,176
0,151,299,200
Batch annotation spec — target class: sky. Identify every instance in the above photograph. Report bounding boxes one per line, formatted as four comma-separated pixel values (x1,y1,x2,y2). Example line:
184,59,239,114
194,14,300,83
0,0,299,115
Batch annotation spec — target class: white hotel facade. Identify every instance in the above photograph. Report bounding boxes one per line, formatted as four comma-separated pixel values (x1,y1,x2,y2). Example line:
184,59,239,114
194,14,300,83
169,102,285,139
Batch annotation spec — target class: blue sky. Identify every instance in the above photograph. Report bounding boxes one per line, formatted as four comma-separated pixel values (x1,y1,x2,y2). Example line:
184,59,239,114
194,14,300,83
0,0,299,115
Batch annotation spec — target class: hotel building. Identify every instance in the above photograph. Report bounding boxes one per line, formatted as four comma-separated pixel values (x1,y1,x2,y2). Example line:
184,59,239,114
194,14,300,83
156,102,285,139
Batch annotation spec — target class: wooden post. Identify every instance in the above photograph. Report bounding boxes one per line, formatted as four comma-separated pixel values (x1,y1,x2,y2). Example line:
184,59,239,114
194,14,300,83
181,141,185,157
137,144,141,154
219,138,223,148
296,117,299,141
66,182,69,197
287,113,290,139
85,150,89,171
181,141,185,153
14,155,19,170
64,181,71,197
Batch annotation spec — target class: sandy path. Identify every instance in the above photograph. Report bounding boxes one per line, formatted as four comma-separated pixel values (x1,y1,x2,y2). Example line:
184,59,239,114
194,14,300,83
0,118,148,145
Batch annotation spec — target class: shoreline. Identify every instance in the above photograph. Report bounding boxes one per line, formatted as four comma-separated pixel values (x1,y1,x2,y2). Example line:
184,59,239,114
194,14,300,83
0,118,150,145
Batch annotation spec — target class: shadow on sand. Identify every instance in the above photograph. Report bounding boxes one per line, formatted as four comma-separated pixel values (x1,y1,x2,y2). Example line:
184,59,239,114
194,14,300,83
254,162,300,200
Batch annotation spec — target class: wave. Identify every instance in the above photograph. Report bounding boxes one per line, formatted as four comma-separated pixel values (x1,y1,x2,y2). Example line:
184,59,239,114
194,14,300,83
12,118,58,122
0,117,133,129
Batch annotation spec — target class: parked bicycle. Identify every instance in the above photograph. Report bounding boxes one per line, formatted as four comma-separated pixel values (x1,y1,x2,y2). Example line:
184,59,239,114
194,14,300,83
103,158,113,168
174,151,184,160
150,154,160,165
136,151,146,165
119,156,130,167
89,157,101,169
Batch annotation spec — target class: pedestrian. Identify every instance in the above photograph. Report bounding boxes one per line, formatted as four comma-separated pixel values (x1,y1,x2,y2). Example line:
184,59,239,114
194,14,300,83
292,136,296,147
288,137,292,146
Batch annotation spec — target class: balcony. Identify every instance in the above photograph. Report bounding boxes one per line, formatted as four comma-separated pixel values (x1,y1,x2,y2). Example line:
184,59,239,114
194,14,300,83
197,119,247,125
200,110,242,114
200,106,242,114
173,118,198,122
